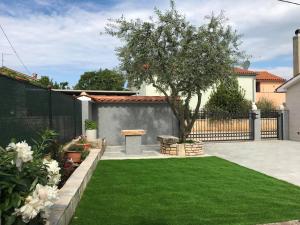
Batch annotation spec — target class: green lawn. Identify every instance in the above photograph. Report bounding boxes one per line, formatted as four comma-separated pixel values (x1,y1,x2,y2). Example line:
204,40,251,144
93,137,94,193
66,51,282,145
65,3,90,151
70,157,300,225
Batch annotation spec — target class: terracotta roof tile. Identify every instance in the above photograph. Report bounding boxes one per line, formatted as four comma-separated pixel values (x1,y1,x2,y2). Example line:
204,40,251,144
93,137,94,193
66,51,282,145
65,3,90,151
234,67,285,82
234,68,257,75
90,95,168,103
0,67,37,81
256,71,286,82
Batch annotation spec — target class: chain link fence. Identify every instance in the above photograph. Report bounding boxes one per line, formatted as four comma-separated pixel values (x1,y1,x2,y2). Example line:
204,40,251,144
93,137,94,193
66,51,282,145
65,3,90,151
0,76,82,146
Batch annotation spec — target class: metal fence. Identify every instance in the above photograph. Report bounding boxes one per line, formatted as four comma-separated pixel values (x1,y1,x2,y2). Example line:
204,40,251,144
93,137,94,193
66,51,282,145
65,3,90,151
189,110,253,142
0,76,82,146
261,110,280,139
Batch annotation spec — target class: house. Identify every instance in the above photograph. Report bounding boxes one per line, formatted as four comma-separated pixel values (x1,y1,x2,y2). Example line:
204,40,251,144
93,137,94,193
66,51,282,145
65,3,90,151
277,29,300,141
255,71,286,106
138,67,287,109
0,66,37,82
138,68,257,109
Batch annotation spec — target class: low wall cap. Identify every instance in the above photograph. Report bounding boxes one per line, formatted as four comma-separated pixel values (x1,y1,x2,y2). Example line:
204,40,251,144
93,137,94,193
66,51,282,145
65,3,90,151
90,95,168,103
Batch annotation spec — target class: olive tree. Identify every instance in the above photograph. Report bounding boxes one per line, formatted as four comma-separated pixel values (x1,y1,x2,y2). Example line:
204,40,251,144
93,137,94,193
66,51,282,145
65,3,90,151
106,1,244,142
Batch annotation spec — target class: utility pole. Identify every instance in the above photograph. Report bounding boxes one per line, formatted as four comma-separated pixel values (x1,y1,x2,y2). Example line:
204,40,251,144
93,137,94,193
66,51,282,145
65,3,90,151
1,52,12,67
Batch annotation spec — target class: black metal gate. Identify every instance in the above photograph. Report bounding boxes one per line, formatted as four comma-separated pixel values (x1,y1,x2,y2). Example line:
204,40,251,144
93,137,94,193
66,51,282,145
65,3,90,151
189,110,253,142
261,110,280,139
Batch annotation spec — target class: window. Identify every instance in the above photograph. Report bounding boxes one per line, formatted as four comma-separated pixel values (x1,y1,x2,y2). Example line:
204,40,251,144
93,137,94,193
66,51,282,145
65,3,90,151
256,82,261,92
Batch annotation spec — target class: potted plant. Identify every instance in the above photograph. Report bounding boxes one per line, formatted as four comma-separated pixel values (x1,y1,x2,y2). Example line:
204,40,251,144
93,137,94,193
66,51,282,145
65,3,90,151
85,119,97,142
65,144,84,163
75,136,91,150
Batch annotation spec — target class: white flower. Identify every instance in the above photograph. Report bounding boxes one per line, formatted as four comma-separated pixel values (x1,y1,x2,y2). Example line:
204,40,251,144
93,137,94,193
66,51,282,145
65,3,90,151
15,141,33,163
6,142,16,151
14,141,33,170
35,184,58,206
6,141,33,171
15,184,58,223
15,196,41,223
43,159,61,186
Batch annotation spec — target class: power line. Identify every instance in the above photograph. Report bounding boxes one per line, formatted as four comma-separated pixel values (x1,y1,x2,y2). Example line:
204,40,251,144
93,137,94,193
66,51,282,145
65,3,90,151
0,24,31,74
278,0,300,6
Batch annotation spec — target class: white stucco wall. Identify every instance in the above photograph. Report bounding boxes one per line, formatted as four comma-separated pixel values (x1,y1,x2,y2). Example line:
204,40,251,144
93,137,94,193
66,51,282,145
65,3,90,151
286,81,300,141
138,75,256,109
237,76,256,102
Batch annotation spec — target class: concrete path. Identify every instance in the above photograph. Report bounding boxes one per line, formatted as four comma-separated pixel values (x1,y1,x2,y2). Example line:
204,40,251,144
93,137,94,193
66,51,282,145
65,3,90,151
102,145,209,160
205,140,300,186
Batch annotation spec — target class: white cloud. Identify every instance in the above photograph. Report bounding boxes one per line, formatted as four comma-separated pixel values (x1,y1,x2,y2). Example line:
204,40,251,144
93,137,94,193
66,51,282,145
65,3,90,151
0,0,299,83
266,66,293,80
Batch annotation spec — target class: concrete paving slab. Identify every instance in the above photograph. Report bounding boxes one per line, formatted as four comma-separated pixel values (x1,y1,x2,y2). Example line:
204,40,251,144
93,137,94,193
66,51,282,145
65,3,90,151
205,140,300,186
102,145,210,160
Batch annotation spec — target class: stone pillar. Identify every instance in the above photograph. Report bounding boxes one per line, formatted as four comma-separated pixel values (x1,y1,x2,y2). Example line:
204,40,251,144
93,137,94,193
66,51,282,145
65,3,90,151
250,109,261,141
121,130,146,155
77,93,92,135
278,109,289,140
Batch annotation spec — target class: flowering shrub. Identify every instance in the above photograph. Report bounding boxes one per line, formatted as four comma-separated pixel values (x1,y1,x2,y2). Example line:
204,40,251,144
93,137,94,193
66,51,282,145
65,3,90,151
43,159,61,186
0,140,61,225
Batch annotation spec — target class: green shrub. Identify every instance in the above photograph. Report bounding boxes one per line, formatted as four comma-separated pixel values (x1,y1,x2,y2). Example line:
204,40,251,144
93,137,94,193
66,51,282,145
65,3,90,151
32,129,59,159
204,77,251,115
81,150,90,160
68,144,84,152
256,97,276,111
85,120,97,130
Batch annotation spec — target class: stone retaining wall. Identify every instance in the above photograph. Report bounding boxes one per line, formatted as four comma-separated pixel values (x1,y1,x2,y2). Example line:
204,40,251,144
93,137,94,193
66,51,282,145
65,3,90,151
184,143,204,156
160,143,178,155
48,142,105,225
160,142,204,156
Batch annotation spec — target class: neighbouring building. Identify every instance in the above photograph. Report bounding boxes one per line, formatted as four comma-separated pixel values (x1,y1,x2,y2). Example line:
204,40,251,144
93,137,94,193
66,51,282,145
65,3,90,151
0,66,37,82
277,29,300,141
255,71,286,106
137,67,286,109
138,68,257,109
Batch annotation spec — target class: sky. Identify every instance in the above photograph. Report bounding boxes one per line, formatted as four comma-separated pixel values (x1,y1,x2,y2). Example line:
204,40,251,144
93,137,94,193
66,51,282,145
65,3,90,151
0,0,299,86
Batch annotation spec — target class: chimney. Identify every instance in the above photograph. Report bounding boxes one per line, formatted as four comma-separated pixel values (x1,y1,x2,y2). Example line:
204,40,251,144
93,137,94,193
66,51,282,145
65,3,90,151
293,29,300,76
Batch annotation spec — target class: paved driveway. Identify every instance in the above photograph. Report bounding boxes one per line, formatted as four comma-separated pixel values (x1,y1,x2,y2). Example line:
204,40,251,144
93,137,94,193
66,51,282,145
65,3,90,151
205,140,300,186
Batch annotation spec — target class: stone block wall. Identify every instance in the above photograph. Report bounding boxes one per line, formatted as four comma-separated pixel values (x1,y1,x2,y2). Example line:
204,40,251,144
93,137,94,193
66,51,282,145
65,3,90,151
184,143,204,156
160,142,178,155
159,142,204,156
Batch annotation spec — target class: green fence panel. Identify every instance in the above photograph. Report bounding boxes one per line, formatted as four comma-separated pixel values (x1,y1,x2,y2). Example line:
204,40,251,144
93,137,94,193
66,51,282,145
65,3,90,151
0,76,82,146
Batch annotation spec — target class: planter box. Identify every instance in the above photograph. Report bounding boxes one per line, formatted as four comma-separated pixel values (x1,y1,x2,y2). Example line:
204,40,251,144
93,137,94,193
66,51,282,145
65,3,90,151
65,151,81,163
183,142,204,156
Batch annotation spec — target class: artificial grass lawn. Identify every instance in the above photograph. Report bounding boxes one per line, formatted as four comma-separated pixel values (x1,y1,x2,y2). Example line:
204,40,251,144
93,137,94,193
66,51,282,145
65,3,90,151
70,157,300,225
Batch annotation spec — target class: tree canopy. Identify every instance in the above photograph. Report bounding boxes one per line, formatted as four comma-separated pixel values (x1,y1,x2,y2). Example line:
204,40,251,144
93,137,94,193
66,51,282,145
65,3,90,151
75,69,125,91
36,76,69,89
204,77,251,115
106,1,245,141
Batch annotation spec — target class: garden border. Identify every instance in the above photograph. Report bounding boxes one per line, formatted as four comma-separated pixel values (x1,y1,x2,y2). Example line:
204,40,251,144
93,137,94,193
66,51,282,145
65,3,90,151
48,142,105,225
